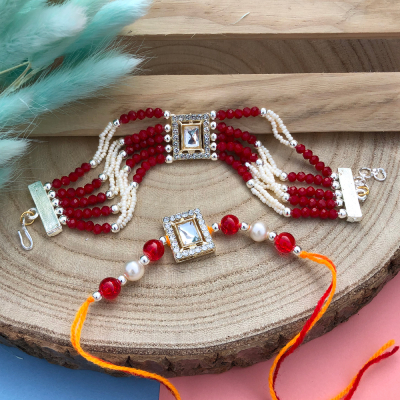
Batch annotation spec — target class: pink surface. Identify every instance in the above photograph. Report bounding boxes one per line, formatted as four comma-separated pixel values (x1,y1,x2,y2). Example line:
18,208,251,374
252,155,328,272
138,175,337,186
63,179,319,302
160,272,400,400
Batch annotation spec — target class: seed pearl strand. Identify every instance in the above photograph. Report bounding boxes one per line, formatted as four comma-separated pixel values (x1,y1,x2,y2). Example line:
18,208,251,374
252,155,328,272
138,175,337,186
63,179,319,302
121,185,137,227
264,109,294,146
92,122,116,166
258,146,283,178
103,139,119,175
113,150,126,195
250,181,286,214
106,140,124,195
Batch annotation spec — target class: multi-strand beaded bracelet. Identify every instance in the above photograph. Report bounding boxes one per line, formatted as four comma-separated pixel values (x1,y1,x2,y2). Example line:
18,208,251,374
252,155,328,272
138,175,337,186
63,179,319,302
18,106,386,249
71,209,397,400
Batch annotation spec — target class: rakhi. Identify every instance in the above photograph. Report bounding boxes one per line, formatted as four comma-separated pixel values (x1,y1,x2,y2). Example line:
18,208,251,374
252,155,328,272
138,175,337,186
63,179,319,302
71,209,397,400
18,107,386,249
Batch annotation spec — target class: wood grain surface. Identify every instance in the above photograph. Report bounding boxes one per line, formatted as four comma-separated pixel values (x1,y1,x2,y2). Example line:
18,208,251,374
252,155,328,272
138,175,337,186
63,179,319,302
30,73,400,137
0,130,399,376
124,0,400,39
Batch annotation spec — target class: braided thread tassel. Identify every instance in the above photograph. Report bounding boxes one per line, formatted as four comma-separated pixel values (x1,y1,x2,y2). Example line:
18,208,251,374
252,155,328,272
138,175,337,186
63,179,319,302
71,296,181,400
268,251,398,400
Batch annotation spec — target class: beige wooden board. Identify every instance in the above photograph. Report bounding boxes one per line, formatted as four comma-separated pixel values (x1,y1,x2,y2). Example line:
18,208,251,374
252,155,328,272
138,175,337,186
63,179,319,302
124,0,400,39
31,73,400,137
0,131,399,375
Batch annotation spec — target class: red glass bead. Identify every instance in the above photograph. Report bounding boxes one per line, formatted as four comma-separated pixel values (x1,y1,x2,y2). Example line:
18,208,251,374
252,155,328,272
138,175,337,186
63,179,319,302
324,190,334,200
233,161,241,171
156,154,165,164
84,184,94,194
322,177,332,188
145,108,154,118
242,131,250,141
128,110,137,121
310,207,320,218
79,197,88,208
234,143,243,154
101,206,111,216
242,147,251,158
147,126,156,137
220,215,240,235
248,135,257,145
76,220,86,231
126,159,135,168
120,114,129,124
154,108,163,118
226,141,234,152
126,146,134,155
303,149,313,160
226,109,234,119
143,239,165,261
88,195,97,205
83,209,92,219
85,221,94,231
243,107,251,117
288,172,297,182
67,218,77,229
299,196,308,207
225,155,234,165
249,153,258,162
142,161,151,171
322,167,332,177
52,179,62,189
274,232,296,253
74,209,83,219
137,167,146,177
217,142,227,151
234,129,242,138
297,187,306,197
305,174,314,184
242,172,252,182
315,161,325,171
102,223,111,233
317,199,327,209
99,277,121,300
314,175,323,185
61,176,70,186
329,209,338,220
295,144,305,154
137,109,145,120
155,124,164,134
326,199,336,209
97,193,106,203
320,209,329,219
92,178,102,189
75,187,85,197
57,188,67,198
155,134,164,144
148,156,157,167
288,186,297,196
225,126,234,136
81,163,91,173
315,189,324,199
148,141,155,151
217,110,226,120
132,134,140,144
250,107,260,116
69,172,78,182
219,151,227,161
237,165,247,176
301,207,310,218
309,198,317,208
306,186,315,197
93,224,102,235
289,195,299,206
291,208,301,219
64,208,74,218
75,167,84,177
92,207,101,218
60,199,70,208
234,109,243,118
133,174,142,183
217,122,226,132
297,172,306,182
70,198,79,208
138,130,147,141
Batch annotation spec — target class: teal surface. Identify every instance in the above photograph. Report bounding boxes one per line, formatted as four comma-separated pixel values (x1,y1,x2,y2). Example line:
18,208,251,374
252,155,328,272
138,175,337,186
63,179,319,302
0,344,159,400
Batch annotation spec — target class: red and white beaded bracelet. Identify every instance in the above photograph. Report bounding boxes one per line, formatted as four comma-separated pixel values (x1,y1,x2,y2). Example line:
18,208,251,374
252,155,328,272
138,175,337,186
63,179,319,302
19,107,386,249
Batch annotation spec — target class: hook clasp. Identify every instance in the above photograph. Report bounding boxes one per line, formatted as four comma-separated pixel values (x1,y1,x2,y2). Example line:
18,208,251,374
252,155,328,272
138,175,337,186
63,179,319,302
18,208,38,251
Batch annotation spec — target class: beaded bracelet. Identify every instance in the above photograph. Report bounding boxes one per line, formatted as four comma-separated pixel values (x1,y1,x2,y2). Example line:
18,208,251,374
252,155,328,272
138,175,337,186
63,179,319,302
71,209,397,400
18,107,386,249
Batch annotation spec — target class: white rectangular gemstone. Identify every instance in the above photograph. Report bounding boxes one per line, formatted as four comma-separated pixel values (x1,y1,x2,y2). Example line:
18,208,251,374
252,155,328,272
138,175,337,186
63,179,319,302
28,181,62,236
338,168,362,222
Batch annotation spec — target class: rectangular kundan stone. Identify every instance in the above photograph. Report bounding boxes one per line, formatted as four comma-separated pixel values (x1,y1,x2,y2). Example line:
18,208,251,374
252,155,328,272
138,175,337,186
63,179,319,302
338,168,362,223
28,181,62,236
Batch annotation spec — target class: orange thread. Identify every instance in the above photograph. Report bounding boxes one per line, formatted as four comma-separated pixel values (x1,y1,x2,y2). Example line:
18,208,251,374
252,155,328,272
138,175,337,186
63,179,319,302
208,226,214,235
166,235,171,247
268,251,397,400
71,296,181,400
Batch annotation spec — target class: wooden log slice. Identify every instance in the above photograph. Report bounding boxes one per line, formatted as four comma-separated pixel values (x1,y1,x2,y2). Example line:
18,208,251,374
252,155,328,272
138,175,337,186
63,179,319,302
0,130,399,376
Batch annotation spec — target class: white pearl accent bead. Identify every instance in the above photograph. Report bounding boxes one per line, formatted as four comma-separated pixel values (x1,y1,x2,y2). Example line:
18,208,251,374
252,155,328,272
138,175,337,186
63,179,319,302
164,124,171,133
106,190,114,199
47,190,56,199
59,215,67,225
246,179,254,188
289,140,298,148
210,121,217,129
268,231,277,241
282,193,290,202
43,182,52,191
51,198,60,207
256,159,263,166
113,119,120,127
210,142,217,151
211,133,217,141
165,155,173,163
339,209,347,219
293,246,302,256
164,134,171,143
125,261,145,281
281,185,288,192
241,222,249,231
111,223,120,233
249,221,268,242
122,165,131,173
335,190,342,198
119,138,125,145
140,255,150,265
211,222,219,232
331,172,338,180
111,205,119,214
118,275,127,286
159,236,167,245
98,173,107,182
280,172,288,181
210,110,217,120
119,150,127,159
336,198,344,207
283,207,291,217
332,181,341,190
211,153,218,161
164,110,170,119
260,108,267,116
55,207,64,215
89,159,97,168
92,291,102,301
130,181,139,189
165,144,172,153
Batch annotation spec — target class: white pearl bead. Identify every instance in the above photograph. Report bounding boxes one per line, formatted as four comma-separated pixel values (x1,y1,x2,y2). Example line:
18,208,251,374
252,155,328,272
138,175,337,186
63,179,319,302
249,221,268,242
125,261,144,281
